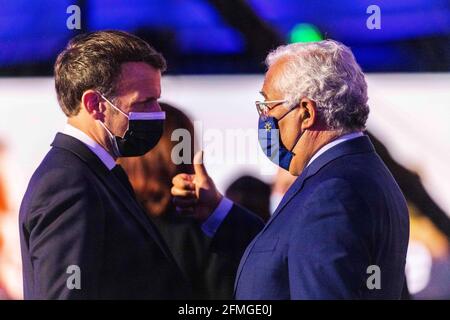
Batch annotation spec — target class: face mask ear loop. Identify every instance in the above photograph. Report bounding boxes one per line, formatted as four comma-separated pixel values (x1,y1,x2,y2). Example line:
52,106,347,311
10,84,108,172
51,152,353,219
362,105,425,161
276,102,303,155
99,94,129,119
289,128,304,156
97,92,131,139
97,119,121,158
277,107,293,122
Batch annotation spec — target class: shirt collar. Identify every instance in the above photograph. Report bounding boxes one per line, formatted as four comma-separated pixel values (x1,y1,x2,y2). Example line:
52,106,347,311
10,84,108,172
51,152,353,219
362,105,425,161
62,123,116,170
306,131,364,168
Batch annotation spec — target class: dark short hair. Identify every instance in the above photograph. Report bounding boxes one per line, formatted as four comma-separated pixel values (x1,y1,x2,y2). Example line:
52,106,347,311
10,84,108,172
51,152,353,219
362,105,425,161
54,30,166,116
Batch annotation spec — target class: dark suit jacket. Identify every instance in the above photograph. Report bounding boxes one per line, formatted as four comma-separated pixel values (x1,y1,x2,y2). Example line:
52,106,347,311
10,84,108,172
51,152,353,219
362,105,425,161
234,135,410,299
19,133,263,299
151,204,262,299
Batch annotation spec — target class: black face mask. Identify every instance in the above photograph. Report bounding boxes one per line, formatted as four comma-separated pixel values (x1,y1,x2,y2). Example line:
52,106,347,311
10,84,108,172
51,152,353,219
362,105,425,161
113,112,165,157
98,94,166,157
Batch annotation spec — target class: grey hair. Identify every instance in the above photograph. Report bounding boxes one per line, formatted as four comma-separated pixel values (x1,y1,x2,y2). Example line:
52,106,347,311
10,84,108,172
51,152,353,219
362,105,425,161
266,39,369,133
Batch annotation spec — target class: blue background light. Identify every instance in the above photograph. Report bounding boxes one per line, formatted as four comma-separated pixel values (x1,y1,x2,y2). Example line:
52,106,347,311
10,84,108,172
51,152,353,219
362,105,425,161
0,0,449,72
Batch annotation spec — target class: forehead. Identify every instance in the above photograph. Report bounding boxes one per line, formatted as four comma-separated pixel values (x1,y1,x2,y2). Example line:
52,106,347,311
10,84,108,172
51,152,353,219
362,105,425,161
262,56,290,95
115,62,161,98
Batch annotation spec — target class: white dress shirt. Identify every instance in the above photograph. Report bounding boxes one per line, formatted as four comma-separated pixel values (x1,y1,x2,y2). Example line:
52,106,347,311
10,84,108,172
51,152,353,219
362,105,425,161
203,131,364,235
62,123,116,170
306,131,364,167
62,123,224,237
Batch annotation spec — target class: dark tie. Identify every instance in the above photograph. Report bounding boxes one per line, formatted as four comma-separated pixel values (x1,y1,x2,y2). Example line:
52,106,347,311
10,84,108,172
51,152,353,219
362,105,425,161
111,164,135,196
111,164,180,266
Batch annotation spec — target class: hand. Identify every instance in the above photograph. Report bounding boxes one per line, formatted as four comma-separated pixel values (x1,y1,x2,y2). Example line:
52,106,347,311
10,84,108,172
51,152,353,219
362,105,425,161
171,151,223,222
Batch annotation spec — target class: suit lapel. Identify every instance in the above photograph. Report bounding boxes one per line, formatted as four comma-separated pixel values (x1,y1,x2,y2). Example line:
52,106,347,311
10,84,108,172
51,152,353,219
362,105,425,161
267,167,310,224
233,166,310,295
50,133,173,260
266,134,376,231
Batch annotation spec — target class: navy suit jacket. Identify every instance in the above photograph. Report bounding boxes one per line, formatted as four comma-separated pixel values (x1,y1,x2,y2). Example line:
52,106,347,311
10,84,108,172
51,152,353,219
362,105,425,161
19,133,263,299
234,135,409,299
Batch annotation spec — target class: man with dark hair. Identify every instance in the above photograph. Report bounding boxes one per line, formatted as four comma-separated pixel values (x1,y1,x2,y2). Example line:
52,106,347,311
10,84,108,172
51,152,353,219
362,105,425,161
19,30,263,299
54,30,167,117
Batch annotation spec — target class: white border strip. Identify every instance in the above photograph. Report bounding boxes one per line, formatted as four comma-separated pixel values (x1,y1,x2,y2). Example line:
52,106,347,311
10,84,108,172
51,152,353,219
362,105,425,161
129,111,166,120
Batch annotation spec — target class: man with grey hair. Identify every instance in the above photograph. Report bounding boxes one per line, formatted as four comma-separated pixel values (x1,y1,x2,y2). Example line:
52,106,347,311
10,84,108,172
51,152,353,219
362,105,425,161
172,39,409,299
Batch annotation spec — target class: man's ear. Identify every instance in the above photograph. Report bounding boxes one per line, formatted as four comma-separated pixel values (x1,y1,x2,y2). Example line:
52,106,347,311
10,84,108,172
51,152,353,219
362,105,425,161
299,97,316,130
81,90,103,120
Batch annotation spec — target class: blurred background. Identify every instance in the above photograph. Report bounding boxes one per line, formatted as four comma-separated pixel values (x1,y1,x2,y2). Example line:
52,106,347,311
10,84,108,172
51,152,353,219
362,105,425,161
0,0,449,299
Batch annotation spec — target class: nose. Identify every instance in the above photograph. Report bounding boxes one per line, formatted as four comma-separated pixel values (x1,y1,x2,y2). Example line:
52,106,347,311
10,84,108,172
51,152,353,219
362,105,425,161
153,101,162,112
145,101,161,112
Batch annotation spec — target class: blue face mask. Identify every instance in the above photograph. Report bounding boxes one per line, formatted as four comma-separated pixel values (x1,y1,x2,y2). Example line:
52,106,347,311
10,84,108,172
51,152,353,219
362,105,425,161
258,108,303,171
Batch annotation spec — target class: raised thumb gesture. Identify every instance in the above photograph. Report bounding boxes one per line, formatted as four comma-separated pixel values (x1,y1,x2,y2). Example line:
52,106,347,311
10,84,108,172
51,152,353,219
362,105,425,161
172,151,222,221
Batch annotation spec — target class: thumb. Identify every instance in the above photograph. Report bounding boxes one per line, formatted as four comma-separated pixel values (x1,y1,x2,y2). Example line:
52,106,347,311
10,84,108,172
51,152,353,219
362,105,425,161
193,150,209,180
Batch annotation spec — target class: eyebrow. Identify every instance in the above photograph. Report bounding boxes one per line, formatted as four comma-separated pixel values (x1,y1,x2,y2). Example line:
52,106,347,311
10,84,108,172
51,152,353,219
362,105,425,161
133,96,159,105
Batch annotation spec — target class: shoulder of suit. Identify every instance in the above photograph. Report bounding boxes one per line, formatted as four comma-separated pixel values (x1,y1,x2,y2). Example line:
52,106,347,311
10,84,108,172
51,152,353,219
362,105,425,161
310,150,378,182
27,147,95,194
20,148,102,231
37,146,92,177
